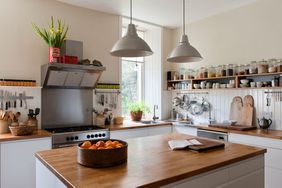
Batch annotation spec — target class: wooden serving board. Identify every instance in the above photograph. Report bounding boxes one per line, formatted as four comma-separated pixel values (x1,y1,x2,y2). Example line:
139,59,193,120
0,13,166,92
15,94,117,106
209,124,257,131
229,96,243,122
239,95,254,127
188,138,225,152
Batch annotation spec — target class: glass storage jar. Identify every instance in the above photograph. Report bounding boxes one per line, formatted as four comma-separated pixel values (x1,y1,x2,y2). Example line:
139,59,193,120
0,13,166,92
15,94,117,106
237,65,245,75
179,68,186,80
277,59,282,72
249,61,258,74
173,71,180,80
233,65,239,75
226,64,234,76
268,59,278,73
216,65,222,77
244,64,250,75
258,60,268,74
208,66,216,78
221,65,226,76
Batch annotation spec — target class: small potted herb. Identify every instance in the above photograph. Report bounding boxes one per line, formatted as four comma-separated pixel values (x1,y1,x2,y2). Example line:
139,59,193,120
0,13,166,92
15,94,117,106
32,16,68,63
128,102,150,121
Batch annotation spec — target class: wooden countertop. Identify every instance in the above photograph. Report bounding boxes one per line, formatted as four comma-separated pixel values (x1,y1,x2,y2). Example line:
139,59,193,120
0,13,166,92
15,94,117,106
36,133,266,188
0,130,51,143
102,121,172,131
194,125,282,140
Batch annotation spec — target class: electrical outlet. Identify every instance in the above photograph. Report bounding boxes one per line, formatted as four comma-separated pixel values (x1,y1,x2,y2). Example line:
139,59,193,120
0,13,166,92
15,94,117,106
263,112,272,118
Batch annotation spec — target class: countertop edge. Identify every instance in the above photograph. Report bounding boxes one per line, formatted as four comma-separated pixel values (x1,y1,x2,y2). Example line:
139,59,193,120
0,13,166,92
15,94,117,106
103,122,173,131
193,125,282,140
0,130,52,143
137,148,266,188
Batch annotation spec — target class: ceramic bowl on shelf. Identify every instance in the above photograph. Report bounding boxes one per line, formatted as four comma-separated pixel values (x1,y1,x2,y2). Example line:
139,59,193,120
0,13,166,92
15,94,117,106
193,84,200,89
240,79,249,84
256,82,262,88
227,84,235,88
220,84,227,88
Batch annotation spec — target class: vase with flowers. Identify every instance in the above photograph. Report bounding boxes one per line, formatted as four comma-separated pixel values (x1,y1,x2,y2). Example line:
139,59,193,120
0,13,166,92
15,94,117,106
32,17,68,63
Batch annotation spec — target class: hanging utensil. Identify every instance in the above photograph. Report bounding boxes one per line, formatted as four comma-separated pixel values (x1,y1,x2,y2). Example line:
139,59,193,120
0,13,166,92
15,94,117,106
19,93,23,108
266,93,271,106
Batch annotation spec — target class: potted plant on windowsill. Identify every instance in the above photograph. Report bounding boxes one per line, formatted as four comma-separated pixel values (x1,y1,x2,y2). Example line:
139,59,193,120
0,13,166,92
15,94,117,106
32,16,68,63
128,102,150,121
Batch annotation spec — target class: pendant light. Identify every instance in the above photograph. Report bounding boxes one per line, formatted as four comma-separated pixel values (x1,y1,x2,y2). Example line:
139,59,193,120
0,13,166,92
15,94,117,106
167,0,202,63
110,0,153,57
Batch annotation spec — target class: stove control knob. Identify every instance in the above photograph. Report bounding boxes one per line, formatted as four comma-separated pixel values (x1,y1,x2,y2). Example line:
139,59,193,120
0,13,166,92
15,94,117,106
70,136,74,141
75,136,79,140
86,135,90,139
98,133,102,137
91,134,94,138
94,134,97,138
102,133,106,137
66,137,70,141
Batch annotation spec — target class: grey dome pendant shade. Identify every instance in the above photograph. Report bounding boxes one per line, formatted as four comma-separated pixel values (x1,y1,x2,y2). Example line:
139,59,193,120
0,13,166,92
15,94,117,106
110,0,153,57
167,0,202,63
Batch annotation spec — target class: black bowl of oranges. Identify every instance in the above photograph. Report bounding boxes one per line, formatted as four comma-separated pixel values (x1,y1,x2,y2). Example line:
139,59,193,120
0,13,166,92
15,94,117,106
77,139,128,168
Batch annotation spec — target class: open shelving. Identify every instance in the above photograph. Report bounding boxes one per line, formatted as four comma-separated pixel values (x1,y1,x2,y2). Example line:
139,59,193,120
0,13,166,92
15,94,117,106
167,71,282,91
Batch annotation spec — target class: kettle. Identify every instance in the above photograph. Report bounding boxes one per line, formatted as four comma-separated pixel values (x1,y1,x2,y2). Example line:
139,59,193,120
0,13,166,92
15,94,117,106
257,117,272,129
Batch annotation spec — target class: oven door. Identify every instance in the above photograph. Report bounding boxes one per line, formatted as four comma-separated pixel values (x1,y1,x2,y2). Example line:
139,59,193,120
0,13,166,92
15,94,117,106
197,129,228,142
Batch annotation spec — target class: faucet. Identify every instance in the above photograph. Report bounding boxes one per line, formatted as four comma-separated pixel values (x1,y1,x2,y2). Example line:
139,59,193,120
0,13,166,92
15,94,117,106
152,105,159,121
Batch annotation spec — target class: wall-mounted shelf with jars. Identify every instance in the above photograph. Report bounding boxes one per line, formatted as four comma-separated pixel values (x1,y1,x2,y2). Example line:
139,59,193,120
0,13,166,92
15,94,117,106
167,71,282,91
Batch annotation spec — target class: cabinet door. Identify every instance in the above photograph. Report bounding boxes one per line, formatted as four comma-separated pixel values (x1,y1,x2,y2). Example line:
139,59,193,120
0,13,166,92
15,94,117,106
173,126,197,136
147,126,172,136
1,138,51,188
110,128,148,140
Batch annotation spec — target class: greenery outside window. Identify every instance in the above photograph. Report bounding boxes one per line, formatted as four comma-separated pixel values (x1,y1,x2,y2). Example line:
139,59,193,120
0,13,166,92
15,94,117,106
121,28,145,116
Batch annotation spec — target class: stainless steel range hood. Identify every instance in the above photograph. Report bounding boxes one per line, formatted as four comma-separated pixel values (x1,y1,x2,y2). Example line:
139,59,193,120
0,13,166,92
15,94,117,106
41,63,105,89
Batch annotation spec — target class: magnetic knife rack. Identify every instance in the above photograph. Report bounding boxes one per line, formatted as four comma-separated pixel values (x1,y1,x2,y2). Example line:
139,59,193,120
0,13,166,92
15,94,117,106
177,91,209,95
94,89,120,95
264,91,282,94
0,96,34,100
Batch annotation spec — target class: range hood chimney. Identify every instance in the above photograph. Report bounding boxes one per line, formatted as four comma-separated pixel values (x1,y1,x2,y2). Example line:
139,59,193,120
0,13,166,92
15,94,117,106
41,63,105,89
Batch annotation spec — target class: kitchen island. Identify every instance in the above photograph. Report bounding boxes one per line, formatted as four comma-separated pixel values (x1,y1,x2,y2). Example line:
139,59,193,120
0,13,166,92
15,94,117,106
35,133,266,188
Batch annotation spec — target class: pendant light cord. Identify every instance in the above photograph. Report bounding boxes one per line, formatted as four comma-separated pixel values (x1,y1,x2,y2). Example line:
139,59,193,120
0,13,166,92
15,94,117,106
183,0,185,35
130,0,132,24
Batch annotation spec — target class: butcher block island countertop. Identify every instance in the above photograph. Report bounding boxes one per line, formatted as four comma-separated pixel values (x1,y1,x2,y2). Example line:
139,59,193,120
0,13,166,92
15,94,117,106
35,133,266,188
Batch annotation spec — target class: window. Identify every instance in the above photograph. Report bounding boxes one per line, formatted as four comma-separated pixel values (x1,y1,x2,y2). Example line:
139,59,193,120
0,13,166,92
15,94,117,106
121,28,145,116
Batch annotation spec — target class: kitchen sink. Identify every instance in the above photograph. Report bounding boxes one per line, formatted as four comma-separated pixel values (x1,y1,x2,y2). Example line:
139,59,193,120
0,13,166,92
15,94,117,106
139,120,162,124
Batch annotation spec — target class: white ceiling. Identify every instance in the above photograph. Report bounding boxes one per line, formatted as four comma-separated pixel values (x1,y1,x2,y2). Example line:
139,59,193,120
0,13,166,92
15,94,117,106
57,0,256,28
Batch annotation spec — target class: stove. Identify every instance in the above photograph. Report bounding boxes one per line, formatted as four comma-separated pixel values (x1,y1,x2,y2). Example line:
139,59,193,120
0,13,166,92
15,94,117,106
45,125,110,149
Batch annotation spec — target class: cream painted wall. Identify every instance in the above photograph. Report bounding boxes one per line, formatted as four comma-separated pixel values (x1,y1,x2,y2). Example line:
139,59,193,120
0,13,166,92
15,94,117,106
171,0,282,71
162,28,173,119
0,0,120,84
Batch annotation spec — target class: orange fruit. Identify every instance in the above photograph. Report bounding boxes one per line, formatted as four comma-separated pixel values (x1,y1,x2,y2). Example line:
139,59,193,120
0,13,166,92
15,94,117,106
112,141,119,147
97,147,105,150
96,141,105,147
116,143,123,148
105,146,114,149
80,141,92,149
105,140,113,147
89,145,98,150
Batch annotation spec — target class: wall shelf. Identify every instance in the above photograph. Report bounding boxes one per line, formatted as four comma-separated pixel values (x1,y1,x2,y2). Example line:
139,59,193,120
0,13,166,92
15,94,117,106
167,71,282,91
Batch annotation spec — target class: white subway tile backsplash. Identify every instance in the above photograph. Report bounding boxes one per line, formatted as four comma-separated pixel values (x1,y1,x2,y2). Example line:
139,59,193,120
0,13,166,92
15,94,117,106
172,88,282,130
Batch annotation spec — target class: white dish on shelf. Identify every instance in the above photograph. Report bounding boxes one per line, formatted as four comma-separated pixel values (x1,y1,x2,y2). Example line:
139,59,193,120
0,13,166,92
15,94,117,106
240,79,249,84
